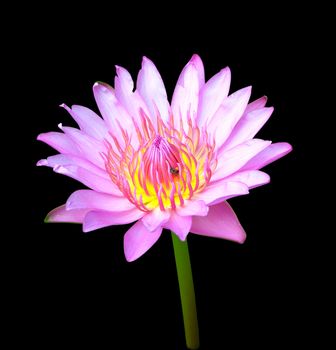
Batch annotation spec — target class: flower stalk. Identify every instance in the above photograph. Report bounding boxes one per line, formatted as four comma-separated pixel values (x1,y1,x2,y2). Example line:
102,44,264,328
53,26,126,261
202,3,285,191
171,231,200,349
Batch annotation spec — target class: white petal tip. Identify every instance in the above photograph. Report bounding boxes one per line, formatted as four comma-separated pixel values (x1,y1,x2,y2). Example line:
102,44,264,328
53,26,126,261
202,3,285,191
36,159,47,166
142,56,151,64
124,253,136,262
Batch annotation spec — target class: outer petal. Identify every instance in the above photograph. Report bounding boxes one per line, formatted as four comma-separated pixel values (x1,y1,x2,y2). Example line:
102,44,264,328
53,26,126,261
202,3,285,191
66,190,134,211
37,132,78,154
207,86,252,150
124,220,163,262
197,67,231,126
176,200,209,216
92,82,136,141
222,107,274,151
136,56,170,122
60,125,105,169
244,96,268,113
171,55,203,127
114,66,150,120
190,54,205,86
53,165,121,195
212,139,271,182
44,205,90,223
195,181,249,205
164,213,192,241
241,142,293,171
141,207,170,232
83,208,145,232
37,154,110,179
190,201,246,243
223,170,270,189
61,104,107,140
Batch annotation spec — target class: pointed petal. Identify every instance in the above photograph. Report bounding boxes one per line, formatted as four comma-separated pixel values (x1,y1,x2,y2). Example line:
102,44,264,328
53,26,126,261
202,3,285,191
124,220,162,262
222,107,274,151
44,204,90,223
114,66,150,119
37,132,78,154
141,207,170,231
191,201,246,243
60,126,105,169
92,82,135,137
171,55,203,126
212,139,271,181
223,170,270,189
61,104,107,140
83,208,145,232
207,86,252,149
190,54,205,86
177,200,208,216
66,190,134,211
244,96,268,113
37,154,110,179
195,181,249,205
164,213,192,241
197,67,231,126
137,56,170,122
241,142,293,171
53,165,121,195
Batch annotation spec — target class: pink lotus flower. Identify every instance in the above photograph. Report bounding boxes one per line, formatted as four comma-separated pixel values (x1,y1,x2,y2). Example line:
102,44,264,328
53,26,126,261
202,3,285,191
37,54,292,262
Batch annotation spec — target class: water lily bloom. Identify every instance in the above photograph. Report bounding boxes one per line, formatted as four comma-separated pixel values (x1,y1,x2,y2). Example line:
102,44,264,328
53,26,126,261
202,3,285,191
37,54,292,262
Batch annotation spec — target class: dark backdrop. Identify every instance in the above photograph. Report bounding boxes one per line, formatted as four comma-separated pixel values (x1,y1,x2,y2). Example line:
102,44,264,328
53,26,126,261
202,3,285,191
20,13,323,349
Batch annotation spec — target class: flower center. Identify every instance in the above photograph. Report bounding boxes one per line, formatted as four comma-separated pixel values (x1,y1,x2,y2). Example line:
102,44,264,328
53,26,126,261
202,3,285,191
143,135,180,184
104,113,217,211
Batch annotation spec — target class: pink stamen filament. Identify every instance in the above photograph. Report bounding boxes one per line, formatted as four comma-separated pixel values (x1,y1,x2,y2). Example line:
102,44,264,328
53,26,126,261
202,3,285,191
105,110,217,212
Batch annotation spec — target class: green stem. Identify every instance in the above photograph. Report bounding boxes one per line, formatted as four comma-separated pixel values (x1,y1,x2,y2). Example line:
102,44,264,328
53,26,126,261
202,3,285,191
171,232,200,349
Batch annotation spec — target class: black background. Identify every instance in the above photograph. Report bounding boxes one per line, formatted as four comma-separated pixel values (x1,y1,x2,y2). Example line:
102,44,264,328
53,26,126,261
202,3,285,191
14,8,327,349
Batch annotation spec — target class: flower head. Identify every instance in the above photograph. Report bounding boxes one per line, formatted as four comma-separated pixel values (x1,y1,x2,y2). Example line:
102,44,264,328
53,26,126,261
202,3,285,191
38,54,292,261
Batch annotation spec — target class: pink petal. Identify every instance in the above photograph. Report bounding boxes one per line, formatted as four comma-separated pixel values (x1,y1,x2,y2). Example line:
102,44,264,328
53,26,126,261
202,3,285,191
190,201,246,243
136,56,170,122
66,190,134,211
83,208,145,232
141,207,170,231
241,142,293,171
195,181,249,205
61,104,107,140
244,96,268,114
197,67,231,126
92,82,135,139
124,220,162,262
222,107,274,151
45,204,90,223
223,170,270,189
177,200,209,216
164,213,192,241
207,86,252,150
190,54,205,86
212,139,271,181
53,165,121,195
37,132,78,154
60,126,105,169
171,55,203,127
114,66,150,120
37,154,110,179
